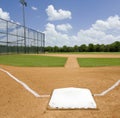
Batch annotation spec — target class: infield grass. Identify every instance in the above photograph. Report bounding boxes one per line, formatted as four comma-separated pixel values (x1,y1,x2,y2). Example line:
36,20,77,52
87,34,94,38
77,58,120,67
0,55,67,67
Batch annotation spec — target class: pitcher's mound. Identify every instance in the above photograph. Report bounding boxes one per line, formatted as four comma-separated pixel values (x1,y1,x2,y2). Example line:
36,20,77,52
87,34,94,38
49,87,97,109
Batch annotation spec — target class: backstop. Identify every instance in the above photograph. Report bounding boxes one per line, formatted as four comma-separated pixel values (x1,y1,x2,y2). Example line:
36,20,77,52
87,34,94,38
0,18,45,54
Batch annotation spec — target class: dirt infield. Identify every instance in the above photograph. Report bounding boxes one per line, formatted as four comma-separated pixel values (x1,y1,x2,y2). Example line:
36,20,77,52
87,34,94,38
0,54,120,118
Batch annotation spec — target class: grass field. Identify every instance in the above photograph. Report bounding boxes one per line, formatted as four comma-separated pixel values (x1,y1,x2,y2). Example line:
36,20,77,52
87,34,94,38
0,53,120,67
77,58,120,67
0,55,67,67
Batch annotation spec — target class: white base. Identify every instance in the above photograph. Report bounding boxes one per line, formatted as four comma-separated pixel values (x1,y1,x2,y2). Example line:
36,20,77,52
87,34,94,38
49,87,97,109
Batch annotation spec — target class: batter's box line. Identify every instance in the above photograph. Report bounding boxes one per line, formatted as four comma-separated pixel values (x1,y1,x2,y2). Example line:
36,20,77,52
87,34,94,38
94,79,120,96
0,67,50,98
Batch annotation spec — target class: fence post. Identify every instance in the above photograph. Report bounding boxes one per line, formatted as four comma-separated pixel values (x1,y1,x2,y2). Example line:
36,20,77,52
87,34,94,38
6,20,8,54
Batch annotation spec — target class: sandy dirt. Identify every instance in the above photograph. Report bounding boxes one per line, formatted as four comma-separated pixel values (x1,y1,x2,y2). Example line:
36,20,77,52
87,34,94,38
0,54,120,118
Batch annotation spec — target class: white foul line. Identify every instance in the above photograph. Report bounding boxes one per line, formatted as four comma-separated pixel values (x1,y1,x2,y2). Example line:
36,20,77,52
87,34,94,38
0,67,50,98
94,80,120,96
1,67,119,97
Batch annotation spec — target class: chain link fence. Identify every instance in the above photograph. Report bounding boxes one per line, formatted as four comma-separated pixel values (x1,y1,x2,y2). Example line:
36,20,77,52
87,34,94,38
0,18,45,54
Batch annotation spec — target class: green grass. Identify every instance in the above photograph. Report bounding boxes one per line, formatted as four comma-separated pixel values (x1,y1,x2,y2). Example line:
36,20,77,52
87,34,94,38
0,55,67,67
77,58,120,67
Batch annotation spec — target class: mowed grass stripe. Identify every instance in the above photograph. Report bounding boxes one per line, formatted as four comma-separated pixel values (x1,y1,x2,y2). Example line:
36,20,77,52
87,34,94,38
0,55,67,67
77,58,120,67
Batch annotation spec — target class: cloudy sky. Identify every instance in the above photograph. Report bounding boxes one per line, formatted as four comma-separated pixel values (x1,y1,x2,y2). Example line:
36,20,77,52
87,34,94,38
0,0,120,46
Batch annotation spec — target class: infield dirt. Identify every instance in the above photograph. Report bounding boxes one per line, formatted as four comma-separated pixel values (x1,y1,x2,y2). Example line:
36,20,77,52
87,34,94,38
0,54,120,118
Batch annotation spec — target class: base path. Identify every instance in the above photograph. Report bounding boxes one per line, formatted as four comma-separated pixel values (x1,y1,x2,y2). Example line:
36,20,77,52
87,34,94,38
65,56,80,68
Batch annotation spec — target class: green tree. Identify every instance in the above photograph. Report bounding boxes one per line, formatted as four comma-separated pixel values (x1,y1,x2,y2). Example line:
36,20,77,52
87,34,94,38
79,44,87,52
94,44,100,52
45,46,53,52
74,45,79,52
99,44,105,52
53,46,59,52
88,44,95,52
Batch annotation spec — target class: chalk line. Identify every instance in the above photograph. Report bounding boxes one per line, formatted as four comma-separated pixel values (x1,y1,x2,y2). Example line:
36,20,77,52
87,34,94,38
1,67,119,98
94,80,120,96
0,67,50,98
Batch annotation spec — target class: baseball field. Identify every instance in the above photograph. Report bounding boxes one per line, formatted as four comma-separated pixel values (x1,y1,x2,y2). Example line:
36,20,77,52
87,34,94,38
0,53,120,118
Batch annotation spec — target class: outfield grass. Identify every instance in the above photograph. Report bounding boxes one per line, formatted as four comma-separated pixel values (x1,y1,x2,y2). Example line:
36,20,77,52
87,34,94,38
0,55,67,67
77,58,120,67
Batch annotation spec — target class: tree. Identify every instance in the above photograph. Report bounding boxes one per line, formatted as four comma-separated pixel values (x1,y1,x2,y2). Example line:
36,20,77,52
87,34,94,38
94,44,100,52
110,41,120,52
74,45,79,52
88,44,95,52
45,46,53,52
99,44,105,52
104,44,110,52
53,46,59,52
44,41,120,53
79,44,87,52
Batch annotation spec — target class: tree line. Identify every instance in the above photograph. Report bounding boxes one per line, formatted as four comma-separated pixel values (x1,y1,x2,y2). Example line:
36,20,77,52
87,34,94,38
45,41,120,52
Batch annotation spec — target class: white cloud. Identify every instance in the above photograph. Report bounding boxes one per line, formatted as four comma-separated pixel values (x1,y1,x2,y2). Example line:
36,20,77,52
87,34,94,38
31,6,38,11
0,8,10,20
44,23,78,46
56,24,72,32
0,8,11,36
77,15,120,45
45,15,120,47
46,5,72,21
92,15,120,32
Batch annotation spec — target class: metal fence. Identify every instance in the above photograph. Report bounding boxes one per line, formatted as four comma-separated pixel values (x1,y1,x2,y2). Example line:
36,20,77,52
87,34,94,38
0,18,45,54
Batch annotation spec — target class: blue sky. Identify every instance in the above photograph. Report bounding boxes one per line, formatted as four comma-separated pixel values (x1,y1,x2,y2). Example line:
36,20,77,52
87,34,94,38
0,0,120,46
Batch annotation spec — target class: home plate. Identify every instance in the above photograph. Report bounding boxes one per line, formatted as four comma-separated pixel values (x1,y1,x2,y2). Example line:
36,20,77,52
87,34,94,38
48,87,97,109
